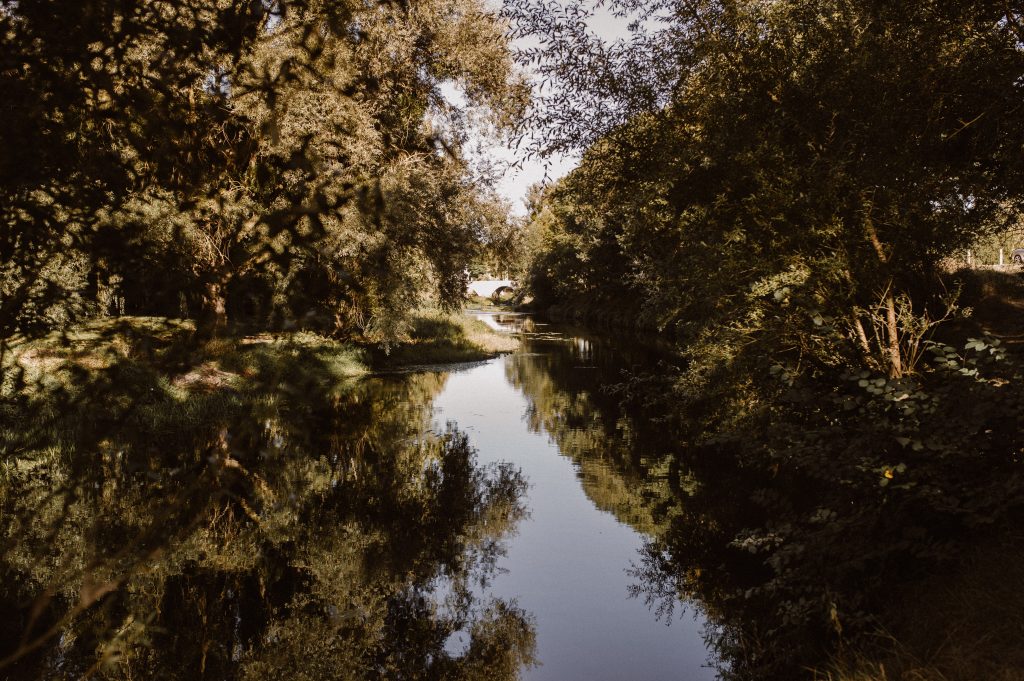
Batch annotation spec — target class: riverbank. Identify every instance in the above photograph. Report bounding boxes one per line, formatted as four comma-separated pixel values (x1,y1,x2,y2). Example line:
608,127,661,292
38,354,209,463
2,310,517,454
526,270,1024,681
4,310,518,395
366,309,518,369
537,268,1024,347
1,310,519,506
822,527,1024,681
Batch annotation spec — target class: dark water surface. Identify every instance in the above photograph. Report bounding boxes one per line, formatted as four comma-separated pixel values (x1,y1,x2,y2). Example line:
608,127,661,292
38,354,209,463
433,313,714,680
0,313,716,680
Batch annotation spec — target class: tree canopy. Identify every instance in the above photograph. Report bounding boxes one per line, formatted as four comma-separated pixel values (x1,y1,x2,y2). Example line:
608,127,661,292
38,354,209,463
1,0,527,341
512,0,1024,375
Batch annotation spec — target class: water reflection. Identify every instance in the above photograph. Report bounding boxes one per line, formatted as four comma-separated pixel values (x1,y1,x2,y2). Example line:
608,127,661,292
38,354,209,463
6,311,908,681
0,345,534,680
479,313,685,540
474,311,1022,681
479,314,788,679
439,314,715,680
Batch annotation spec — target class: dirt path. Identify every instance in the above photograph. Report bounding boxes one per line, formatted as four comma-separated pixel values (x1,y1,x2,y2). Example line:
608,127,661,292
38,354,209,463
965,272,1024,348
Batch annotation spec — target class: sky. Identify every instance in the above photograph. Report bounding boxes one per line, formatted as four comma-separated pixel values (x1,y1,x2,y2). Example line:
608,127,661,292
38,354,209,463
455,3,641,216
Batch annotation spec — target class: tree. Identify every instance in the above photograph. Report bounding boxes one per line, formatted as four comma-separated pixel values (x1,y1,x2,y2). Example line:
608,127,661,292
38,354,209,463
1,0,528,341
509,0,1024,377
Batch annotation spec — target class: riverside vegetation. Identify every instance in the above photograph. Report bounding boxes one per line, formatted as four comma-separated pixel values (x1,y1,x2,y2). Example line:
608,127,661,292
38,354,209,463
506,1,1024,678
1,1,530,677
1,320,534,678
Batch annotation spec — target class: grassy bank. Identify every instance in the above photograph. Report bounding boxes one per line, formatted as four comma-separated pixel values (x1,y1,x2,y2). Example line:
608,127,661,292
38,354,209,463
3,317,367,399
820,270,1024,681
1,310,518,462
3,310,518,393
368,310,518,369
820,529,1024,681
1,310,519,504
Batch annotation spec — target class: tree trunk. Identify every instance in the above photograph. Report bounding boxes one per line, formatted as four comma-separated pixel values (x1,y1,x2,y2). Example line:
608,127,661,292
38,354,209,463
884,288,903,378
86,262,100,305
861,201,902,377
850,309,872,359
197,280,228,339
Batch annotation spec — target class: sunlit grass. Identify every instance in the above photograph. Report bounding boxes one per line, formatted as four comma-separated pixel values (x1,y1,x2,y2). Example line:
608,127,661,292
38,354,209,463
3,310,516,402
0,312,516,479
369,310,519,368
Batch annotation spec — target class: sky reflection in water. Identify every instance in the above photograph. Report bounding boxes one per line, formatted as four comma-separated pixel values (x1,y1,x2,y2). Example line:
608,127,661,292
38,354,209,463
431,313,715,681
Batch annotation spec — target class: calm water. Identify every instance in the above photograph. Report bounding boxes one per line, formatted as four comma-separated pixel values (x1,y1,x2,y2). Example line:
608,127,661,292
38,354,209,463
432,313,714,680
5,312,1001,679
1,313,717,680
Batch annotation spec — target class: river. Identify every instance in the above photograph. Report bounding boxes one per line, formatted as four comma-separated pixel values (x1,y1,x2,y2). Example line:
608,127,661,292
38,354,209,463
5,308,1017,680
0,311,719,681
433,312,715,680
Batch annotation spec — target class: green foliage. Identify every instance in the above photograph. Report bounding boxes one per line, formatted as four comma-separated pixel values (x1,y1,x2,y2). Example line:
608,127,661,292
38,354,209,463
506,2,1024,675
514,0,1024,373
1,0,527,343
617,326,1024,679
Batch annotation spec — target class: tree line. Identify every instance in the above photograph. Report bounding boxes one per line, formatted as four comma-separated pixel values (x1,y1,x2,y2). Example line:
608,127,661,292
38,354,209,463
513,0,1024,377
1,0,525,343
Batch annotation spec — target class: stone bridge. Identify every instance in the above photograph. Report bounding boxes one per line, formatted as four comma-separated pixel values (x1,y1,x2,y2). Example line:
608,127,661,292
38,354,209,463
467,279,516,300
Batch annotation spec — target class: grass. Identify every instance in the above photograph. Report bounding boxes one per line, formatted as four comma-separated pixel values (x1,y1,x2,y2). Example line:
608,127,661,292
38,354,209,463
368,309,519,369
0,319,373,470
2,318,369,399
3,309,518,400
1,309,516,494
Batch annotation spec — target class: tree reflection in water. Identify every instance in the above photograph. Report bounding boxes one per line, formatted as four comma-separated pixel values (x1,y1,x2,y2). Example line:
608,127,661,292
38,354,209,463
502,330,803,678
0,337,533,680
503,320,1024,680
504,338,681,539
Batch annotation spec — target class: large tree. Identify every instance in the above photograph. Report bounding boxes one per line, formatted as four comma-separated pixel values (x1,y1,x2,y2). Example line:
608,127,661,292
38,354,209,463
1,0,527,341
511,0,1024,376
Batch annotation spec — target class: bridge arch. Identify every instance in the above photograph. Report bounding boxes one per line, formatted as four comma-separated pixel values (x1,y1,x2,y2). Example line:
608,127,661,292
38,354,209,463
467,279,516,299
490,285,515,303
